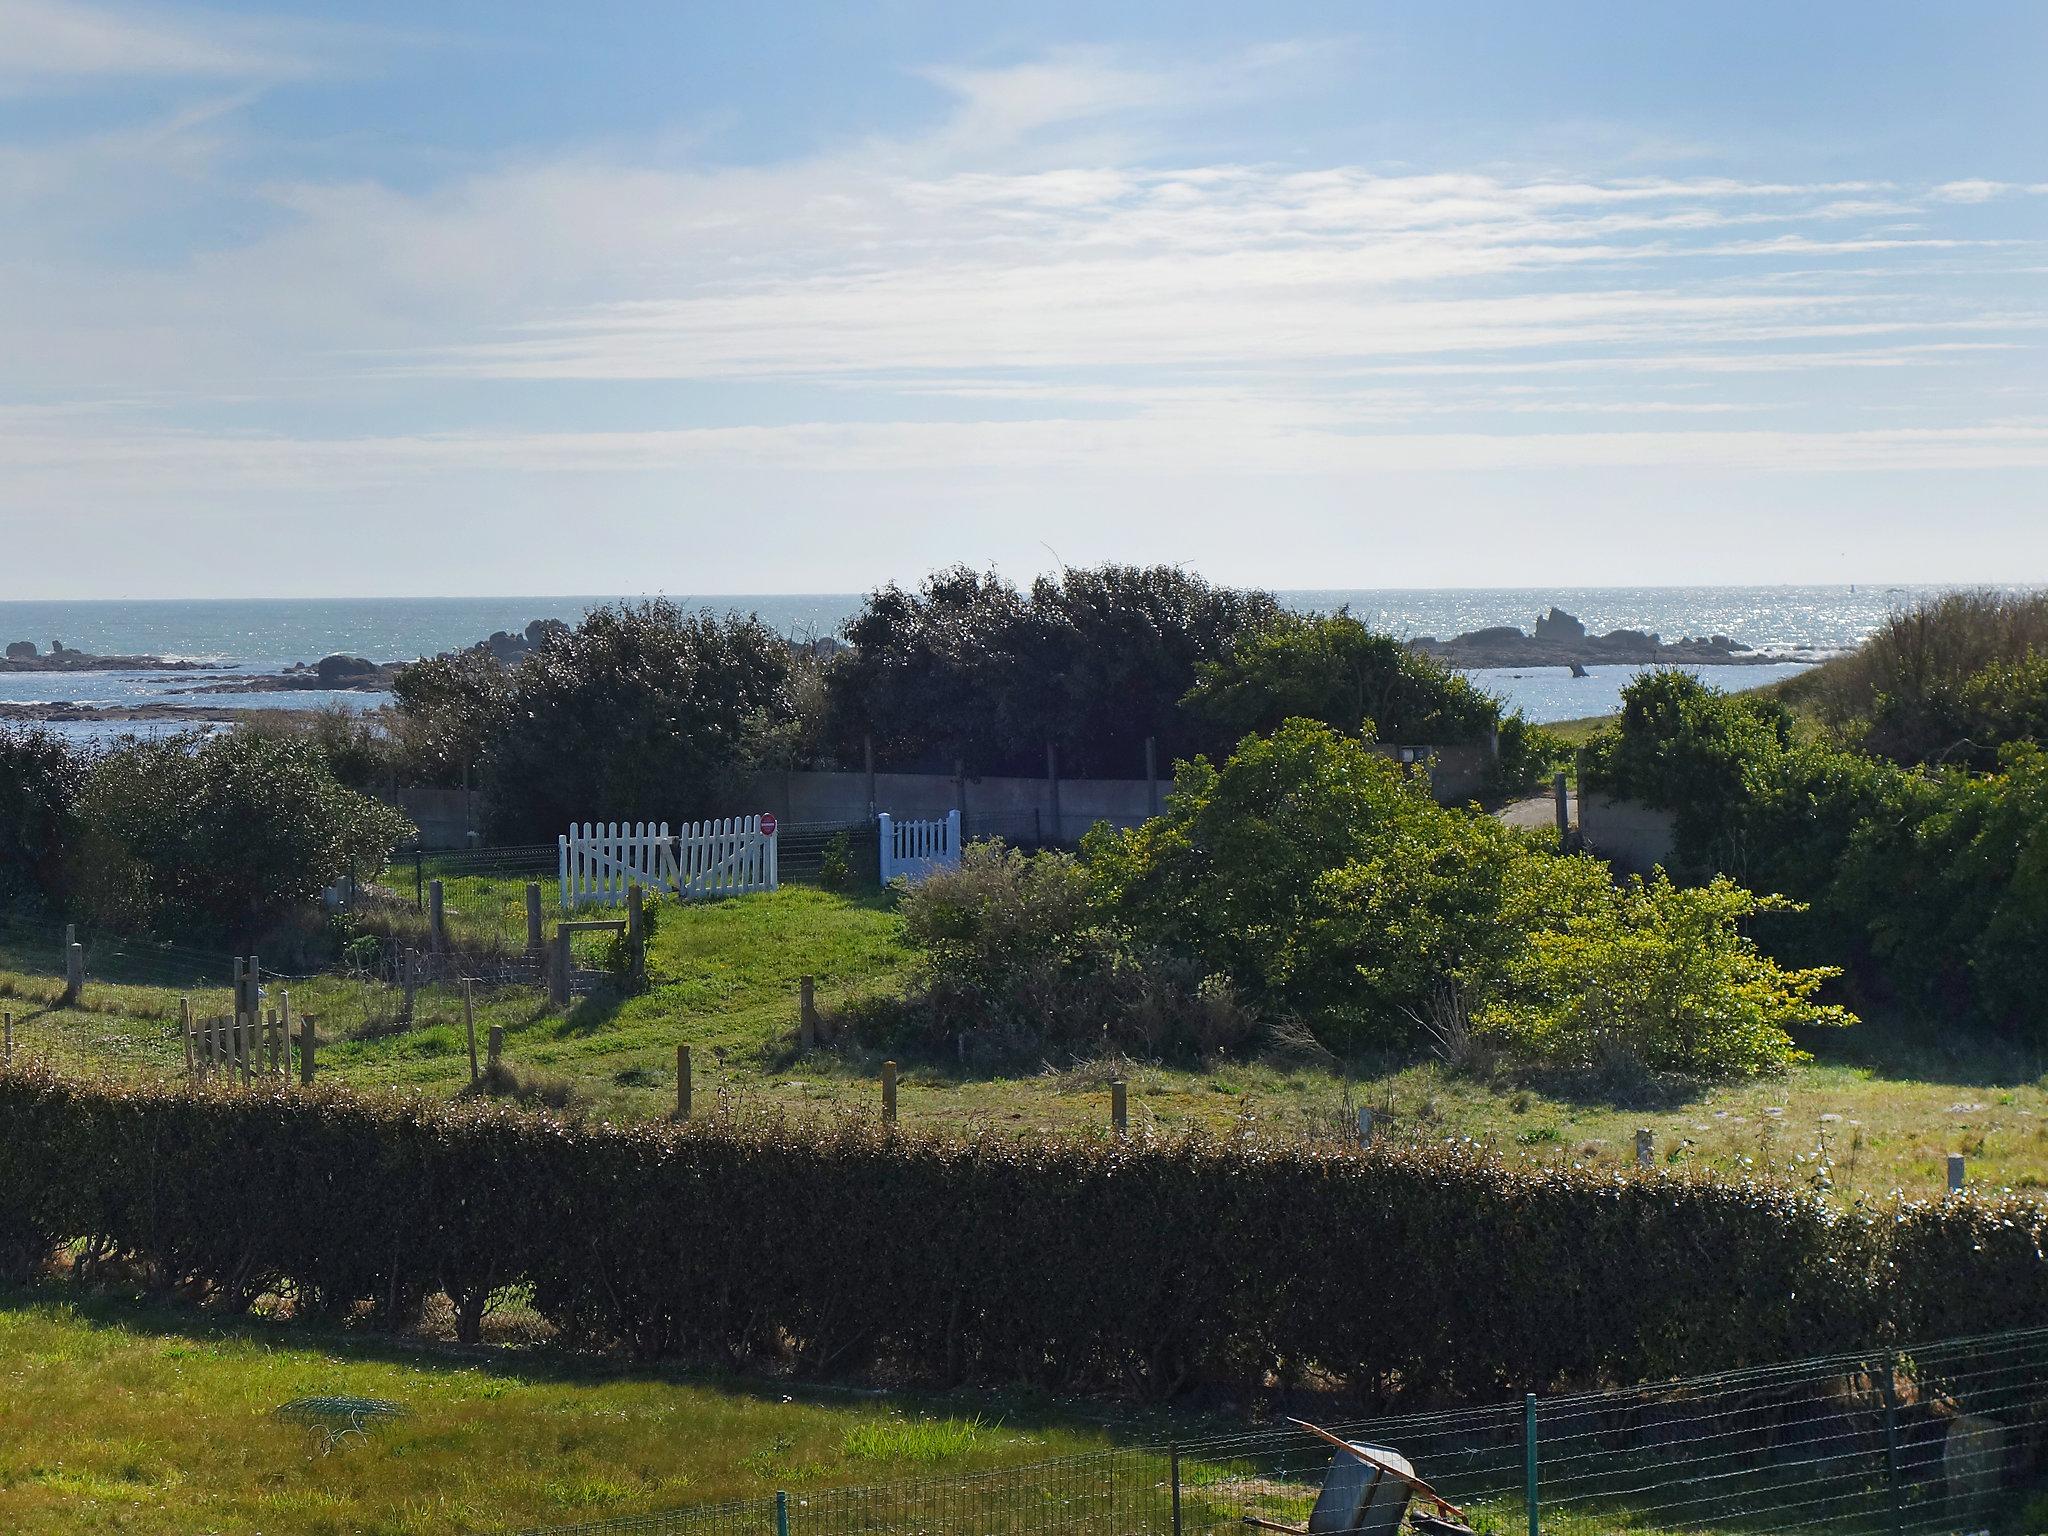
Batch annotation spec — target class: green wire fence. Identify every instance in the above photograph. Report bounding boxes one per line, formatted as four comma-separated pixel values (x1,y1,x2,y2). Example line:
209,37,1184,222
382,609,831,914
501,1325,2048,1536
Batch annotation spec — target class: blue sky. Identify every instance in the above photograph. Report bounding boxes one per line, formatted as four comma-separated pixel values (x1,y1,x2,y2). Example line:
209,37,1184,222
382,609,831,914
2,1,2044,596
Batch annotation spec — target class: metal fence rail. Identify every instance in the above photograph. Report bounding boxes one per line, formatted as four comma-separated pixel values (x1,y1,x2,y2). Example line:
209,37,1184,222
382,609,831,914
502,1327,2048,1536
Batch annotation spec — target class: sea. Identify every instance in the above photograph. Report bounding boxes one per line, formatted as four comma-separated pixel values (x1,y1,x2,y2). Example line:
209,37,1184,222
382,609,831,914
0,586,1979,742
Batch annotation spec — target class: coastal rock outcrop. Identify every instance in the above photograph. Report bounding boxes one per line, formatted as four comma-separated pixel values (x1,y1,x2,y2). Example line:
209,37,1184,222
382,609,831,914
1410,609,1771,668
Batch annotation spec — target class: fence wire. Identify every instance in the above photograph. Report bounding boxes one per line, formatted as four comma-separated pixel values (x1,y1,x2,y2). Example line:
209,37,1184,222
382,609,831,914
502,1327,2048,1536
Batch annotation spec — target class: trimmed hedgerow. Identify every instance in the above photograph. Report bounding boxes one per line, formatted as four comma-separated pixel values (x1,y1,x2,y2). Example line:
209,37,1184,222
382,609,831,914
1,1072,2042,1399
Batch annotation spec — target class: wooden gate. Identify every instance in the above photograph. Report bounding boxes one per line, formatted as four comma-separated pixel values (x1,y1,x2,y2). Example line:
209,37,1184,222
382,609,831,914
879,809,961,885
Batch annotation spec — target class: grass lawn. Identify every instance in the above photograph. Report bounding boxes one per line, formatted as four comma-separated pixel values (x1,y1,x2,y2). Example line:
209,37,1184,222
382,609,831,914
4,883,2044,1202
0,1291,1127,1536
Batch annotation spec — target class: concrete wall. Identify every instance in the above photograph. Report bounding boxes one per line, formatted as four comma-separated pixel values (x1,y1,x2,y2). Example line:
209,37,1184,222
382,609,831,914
381,786,480,850
1578,792,1678,875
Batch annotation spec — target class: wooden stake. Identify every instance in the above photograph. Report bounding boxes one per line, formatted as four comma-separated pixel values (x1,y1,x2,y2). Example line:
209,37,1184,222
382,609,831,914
486,1024,504,1075
676,1043,692,1117
1111,1078,1128,1135
882,1059,898,1123
463,980,479,1084
298,1006,315,1086
799,975,817,1052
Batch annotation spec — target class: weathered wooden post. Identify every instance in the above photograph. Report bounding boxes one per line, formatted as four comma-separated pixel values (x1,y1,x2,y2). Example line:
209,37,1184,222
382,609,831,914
298,1006,315,1086
1636,1127,1653,1168
1145,736,1160,816
180,997,193,1076
63,942,84,1006
429,879,447,950
277,992,291,1079
882,1059,898,1123
525,882,544,955
799,975,817,1052
1554,772,1571,843
3,1012,12,1067
627,884,646,990
486,1023,505,1076
400,947,418,1023
265,1008,280,1076
1111,1078,1128,1136
551,927,571,1007
676,1043,692,1117
463,980,479,1084
1948,1153,1967,1195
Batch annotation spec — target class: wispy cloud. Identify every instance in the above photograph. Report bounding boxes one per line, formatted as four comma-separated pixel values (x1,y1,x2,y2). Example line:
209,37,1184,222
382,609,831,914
0,0,313,89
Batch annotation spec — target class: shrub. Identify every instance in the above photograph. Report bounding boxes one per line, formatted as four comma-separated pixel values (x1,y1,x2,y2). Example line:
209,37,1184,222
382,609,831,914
481,601,799,842
818,831,855,892
6,1073,2047,1397
857,842,1259,1062
67,729,415,932
1086,719,1844,1068
0,726,86,903
1475,876,1852,1075
388,648,512,787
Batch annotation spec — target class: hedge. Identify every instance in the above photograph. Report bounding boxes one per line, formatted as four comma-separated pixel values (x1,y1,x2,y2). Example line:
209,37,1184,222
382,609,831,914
3,1072,2045,1400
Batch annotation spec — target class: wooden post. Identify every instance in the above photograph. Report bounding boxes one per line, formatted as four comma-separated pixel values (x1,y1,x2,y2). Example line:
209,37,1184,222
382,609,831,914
1554,771,1571,843
463,980,479,1084
429,879,446,950
1357,1106,1374,1143
266,1008,280,1076
3,1012,12,1067
676,1043,692,1117
799,975,817,1052
1046,742,1062,844
278,992,290,1079
486,1023,504,1075
180,997,193,1076
298,1007,315,1086
627,884,646,990
1948,1153,1967,1195
525,882,544,955
551,928,571,1007
1111,1078,1128,1135
401,948,417,1022
1145,736,1159,816
238,1014,253,1087
63,942,83,1006
1636,1127,1653,1168
881,1059,898,1123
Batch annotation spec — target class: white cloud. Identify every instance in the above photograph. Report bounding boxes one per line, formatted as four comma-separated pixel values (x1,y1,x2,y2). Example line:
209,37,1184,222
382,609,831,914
1929,179,2015,204
0,0,310,88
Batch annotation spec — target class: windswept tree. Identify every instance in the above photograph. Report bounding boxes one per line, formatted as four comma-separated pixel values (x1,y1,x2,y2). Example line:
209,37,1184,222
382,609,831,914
481,600,800,841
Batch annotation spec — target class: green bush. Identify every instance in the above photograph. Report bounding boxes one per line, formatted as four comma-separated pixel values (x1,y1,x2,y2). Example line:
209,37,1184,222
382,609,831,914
818,831,855,892
1082,719,1839,1068
1584,670,2048,1031
67,730,414,932
3,1073,2043,1395
854,842,1259,1062
0,725,85,904
1182,611,1559,792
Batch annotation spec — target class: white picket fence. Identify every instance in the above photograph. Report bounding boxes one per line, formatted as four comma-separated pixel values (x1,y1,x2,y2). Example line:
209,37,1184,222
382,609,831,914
559,818,779,909
878,809,961,886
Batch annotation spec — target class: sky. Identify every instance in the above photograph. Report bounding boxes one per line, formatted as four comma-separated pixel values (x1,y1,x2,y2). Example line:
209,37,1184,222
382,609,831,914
1,0,2045,598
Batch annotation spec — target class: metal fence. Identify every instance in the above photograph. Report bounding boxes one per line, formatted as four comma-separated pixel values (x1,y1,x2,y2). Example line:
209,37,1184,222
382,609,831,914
501,1326,2048,1536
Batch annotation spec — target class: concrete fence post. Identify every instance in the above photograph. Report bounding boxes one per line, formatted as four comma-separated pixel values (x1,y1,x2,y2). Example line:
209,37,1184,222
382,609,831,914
63,942,84,1006
550,928,571,1007
525,882,544,954
1111,1079,1128,1136
1636,1127,1653,1168
486,1023,504,1075
1949,1153,1967,1195
428,879,446,950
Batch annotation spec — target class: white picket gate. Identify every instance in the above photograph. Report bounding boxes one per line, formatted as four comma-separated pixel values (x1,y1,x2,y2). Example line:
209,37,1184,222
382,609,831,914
878,809,961,885
559,817,779,909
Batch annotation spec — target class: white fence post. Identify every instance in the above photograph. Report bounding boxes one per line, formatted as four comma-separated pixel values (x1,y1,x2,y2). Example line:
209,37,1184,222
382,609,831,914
877,810,959,886
878,813,896,884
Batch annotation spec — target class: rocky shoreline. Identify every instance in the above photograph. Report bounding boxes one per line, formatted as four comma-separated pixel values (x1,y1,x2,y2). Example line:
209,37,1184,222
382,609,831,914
1410,607,1801,669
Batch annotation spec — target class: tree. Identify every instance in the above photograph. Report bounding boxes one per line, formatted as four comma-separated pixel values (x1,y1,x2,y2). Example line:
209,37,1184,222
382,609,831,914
69,730,414,932
481,601,799,842
389,648,514,787
0,727,86,903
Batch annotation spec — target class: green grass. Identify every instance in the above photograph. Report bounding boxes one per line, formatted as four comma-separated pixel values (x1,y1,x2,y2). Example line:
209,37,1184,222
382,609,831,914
0,1291,1121,1535
6,883,2047,1201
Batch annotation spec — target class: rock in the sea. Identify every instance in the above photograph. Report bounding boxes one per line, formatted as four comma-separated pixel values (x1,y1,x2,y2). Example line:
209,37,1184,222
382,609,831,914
4,641,35,661
314,654,379,684
1534,607,1587,643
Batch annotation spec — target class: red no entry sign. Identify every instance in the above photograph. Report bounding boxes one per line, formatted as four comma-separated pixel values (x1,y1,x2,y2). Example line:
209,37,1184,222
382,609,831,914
759,813,778,837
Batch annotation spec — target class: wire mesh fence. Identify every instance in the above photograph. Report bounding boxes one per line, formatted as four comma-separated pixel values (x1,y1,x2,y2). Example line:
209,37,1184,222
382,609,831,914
499,1327,2048,1536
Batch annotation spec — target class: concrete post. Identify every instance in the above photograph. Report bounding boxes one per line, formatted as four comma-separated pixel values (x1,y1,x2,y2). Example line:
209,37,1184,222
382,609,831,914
525,882,544,954
64,942,84,1006
882,1060,898,1123
1948,1153,1967,1195
486,1023,504,1075
1111,1079,1128,1135
550,929,571,1007
428,879,446,950
1046,742,1062,844
1636,1128,1653,1168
